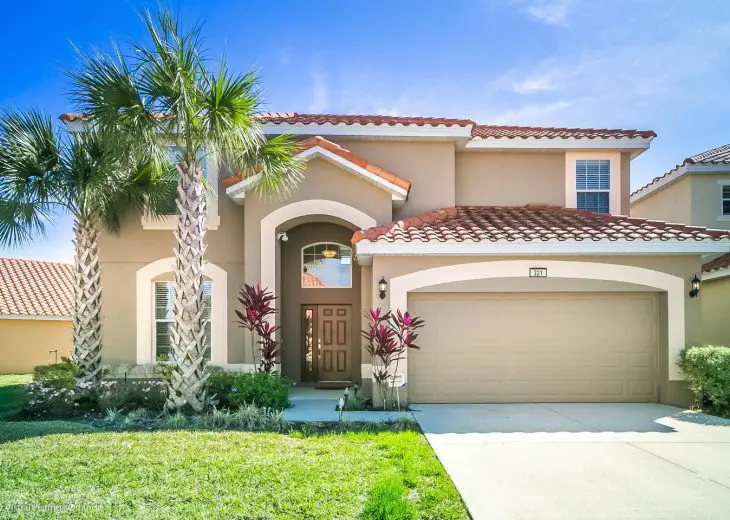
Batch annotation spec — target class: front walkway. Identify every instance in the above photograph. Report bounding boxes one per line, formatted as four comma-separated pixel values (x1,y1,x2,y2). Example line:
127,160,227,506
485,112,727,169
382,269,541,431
413,403,730,520
283,387,412,422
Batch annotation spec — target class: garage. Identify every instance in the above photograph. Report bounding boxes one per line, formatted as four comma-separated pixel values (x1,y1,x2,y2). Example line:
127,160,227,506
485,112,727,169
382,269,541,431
408,292,659,403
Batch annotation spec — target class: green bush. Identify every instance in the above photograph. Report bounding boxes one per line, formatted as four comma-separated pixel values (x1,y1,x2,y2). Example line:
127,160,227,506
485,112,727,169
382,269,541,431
32,358,80,388
678,345,730,413
206,370,291,410
361,474,412,520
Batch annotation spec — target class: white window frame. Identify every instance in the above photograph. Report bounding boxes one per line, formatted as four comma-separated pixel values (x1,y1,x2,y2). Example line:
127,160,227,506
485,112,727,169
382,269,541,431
565,152,622,215
141,146,220,230
575,159,611,214
301,242,353,289
153,280,212,360
718,180,730,221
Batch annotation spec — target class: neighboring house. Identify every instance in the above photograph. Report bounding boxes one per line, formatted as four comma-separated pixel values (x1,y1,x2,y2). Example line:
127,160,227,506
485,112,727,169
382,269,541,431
60,112,730,406
0,257,73,374
631,144,730,348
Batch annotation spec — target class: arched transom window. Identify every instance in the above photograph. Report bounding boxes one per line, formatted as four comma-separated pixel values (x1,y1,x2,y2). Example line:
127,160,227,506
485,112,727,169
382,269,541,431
301,242,352,288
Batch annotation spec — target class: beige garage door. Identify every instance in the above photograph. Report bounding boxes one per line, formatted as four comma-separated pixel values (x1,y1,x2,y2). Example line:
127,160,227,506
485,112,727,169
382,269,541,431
408,292,658,403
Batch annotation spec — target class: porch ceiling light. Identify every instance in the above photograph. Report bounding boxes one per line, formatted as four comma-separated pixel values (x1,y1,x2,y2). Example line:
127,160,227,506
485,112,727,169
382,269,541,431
689,275,701,298
378,277,388,300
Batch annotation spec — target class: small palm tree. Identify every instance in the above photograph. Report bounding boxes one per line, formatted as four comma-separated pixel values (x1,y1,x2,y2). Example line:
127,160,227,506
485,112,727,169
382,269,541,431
0,109,176,382
68,9,303,411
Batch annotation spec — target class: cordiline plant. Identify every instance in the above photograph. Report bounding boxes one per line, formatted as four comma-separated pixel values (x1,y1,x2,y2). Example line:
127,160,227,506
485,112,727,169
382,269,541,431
235,284,280,373
362,308,425,409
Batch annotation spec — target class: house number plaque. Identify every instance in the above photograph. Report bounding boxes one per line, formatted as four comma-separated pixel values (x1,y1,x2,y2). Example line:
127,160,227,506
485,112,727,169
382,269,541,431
529,267,548,278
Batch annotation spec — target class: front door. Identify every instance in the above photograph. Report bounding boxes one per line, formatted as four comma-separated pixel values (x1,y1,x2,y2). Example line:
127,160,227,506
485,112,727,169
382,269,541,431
302,305,351,382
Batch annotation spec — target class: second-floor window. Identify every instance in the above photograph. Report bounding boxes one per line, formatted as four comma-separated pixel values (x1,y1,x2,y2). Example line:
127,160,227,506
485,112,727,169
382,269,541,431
722,184,730,215
576,159,610,214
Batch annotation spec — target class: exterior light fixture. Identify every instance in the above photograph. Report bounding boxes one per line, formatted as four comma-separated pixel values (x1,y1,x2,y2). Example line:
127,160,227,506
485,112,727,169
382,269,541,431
689,275,701,298
276,231,288,242
321,248,337,259
378,277,388,300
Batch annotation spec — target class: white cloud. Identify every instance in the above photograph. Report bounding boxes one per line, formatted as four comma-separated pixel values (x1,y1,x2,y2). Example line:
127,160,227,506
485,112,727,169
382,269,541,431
511,0,573,26
308,70,328,113
489,100,575,125
511,74,559,94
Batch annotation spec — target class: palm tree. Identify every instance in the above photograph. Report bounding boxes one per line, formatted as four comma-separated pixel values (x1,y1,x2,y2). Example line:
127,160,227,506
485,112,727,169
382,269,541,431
68,9,303,411
0,109,176,382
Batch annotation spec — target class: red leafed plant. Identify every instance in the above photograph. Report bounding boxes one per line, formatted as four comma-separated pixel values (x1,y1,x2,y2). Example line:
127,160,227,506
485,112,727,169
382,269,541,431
362,307,425,409
235,284,280,373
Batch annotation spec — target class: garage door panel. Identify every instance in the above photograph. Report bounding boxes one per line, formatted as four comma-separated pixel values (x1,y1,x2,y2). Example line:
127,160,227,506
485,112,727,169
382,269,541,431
408,293,658,403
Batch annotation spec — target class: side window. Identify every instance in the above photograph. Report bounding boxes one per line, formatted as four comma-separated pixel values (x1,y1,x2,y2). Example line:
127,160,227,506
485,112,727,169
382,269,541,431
576,159,610,214
301,243,352,288
154,281,212,359
722,184,730,216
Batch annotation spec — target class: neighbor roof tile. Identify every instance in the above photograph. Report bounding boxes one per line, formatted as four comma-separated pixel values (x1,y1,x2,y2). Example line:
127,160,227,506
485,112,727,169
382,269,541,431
0,258,73,317
702,252,730,273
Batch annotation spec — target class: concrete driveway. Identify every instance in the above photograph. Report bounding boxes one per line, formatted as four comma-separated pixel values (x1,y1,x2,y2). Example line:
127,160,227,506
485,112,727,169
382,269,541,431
413,403,730,520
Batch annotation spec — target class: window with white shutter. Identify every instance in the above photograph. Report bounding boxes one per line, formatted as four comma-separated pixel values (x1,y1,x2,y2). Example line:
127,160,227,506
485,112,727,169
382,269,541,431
154,281,212,359
576,159,610,213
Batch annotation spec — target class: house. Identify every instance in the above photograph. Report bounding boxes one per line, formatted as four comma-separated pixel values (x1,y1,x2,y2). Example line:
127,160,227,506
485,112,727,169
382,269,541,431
632,144,730,348
61,112,730,406
0,257,73,374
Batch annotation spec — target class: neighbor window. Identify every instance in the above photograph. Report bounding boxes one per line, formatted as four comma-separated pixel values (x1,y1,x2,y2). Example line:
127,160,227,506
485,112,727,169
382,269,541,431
722,184,730,215
154,281,212,359
301,243,352,288
576,159,610,213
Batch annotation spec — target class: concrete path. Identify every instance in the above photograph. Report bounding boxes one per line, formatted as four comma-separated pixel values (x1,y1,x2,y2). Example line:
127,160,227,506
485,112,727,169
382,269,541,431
283,387,412,422
413,403,730,520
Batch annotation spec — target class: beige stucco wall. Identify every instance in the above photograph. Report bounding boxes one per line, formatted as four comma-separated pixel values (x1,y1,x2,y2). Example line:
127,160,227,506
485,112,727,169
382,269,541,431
98,175,248,365
690,174,730,230
340,140,456,219
631,177,693,223
0,319,72,374
368,253,702,407
244,157,392,286
701,276,730,346
455,151,565,207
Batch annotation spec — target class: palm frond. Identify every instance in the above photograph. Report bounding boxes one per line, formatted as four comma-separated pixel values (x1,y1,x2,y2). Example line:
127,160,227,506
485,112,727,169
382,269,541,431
235,134,305,201
0,109,65,246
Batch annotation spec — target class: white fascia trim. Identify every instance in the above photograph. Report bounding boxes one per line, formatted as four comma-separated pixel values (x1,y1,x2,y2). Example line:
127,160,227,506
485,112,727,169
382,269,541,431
631,163,730,204
355,240,730,258
465,137,653,151
261,122,473,139
226,146,408,205
0,314,72,321
702,267,730,281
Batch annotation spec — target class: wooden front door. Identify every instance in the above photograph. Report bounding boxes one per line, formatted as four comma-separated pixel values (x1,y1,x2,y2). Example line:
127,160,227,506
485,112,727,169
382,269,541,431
316,305,351,382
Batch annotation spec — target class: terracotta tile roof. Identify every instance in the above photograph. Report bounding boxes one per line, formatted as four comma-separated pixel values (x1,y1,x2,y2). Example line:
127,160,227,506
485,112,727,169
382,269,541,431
0,258,73,317
471,125,655,140
351,205,730,244
302,272,326,287
297,136,410,191
702,252,730,273
60,112,654,141
257,112,474,128
224,135,411,193
632,143,730,198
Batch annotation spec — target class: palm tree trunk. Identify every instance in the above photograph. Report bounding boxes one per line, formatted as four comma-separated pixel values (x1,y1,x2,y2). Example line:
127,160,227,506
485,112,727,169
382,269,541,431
72,216,103,382
166,160,209,412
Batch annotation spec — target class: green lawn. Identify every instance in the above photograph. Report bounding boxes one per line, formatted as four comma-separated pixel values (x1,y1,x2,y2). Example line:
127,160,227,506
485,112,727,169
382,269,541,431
0,375,468,519
0,373,31,418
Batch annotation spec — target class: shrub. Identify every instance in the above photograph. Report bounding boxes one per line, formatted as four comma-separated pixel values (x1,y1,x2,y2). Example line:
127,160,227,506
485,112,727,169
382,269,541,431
98,379,167,412
678,345,730,414
206,370,291,410
32,358,80,388
361,475,412,520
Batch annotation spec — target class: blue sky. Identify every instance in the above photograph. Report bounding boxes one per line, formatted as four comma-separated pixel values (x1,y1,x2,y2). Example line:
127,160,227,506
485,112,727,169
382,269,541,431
2,0,730,262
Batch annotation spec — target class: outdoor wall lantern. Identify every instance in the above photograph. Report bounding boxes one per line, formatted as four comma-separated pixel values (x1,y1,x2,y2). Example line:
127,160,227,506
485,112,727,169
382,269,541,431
689,275,701,298
378,277,388,300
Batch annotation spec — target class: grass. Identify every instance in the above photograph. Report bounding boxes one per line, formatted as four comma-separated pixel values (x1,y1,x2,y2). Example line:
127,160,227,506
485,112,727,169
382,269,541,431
0,374,31,418
0,375,469,519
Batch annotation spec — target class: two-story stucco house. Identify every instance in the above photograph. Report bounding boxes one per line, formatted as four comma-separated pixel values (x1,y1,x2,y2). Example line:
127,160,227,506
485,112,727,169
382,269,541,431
632,144,730,348
61,113,730,407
